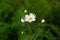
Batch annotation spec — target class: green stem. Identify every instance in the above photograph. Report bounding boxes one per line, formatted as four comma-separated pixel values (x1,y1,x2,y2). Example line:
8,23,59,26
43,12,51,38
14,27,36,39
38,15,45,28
26,23,32,32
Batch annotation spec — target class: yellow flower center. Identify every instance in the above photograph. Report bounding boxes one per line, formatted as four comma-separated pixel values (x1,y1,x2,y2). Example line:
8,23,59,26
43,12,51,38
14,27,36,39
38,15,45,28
28,17,33,20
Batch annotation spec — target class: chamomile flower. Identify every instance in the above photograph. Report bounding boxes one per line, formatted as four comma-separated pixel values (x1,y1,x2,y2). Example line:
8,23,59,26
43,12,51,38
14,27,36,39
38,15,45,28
25,13,36,22
21,18,25,23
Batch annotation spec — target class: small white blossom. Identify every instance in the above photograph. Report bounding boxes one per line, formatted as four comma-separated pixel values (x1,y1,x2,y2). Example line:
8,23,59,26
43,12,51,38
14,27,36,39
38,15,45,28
25,13,36,22
24,10,27,13
21,18,25,23
41,19,45,23
21,31,24,34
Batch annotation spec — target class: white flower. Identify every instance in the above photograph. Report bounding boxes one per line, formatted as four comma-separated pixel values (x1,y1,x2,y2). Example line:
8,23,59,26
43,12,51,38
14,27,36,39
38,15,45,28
41,19,45,23
24,10,27,13
21,31,24,34
25,13,36,22
21,18,25,23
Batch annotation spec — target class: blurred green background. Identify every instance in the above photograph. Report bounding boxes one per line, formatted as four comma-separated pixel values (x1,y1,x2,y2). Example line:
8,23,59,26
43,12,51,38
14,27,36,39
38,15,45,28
0,0,60,40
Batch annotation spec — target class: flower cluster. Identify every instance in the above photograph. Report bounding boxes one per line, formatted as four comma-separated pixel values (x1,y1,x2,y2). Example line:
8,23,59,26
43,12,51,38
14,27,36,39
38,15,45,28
21,10,45,23
21,13,36,23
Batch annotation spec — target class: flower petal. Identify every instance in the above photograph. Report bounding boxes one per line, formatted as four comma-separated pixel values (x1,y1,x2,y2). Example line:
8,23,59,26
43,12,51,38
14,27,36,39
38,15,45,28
29,13,36,18
28,20,32,22
33,18,36,21
25,14,29,18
